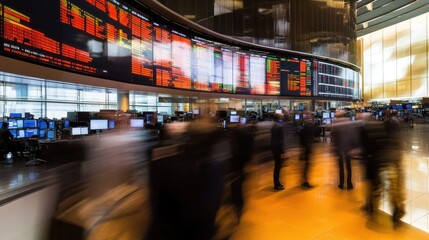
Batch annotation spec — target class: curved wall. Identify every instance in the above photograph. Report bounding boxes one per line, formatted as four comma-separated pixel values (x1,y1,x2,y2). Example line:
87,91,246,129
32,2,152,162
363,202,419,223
0,0,360,101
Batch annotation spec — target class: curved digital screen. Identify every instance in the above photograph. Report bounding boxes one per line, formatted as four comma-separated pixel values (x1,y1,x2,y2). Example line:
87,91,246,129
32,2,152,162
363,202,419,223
0,0,359,99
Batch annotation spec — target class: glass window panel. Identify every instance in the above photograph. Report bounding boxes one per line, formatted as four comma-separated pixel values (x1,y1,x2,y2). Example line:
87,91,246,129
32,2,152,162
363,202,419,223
397,24,410,47
80,104,106,112
4,101,43,119
411,14,426,43
397,80,411,98
383,25,396,50
383,83,396,99
396,46,411,81
46,103,77,119
371,84,383,99
27,85,43,100
371,62,383,84
80,88,106,103
412,79,427,97
46,83,78,101
370,31,382,53
363,86,372,101
411,52,427,79
157,106,172,115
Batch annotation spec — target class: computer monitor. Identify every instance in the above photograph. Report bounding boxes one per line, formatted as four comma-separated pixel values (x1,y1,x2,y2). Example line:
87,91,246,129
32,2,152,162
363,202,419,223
25,129,39,138
80,127,89,135
23,119,38,128
72,127,81,136
8,119,18,129
230,115,240,123
295,114,300,120
39,130,46,138
17,119,24,128
230,111,237,115
90,119,108,130
192,109,199,115
48,121,55,129
322,112,330,119
10,113,22,118
240,117,247,124
275,109,282,114
39,121,47,129
47,130,55,140
130,119,144,128
108,119,115,129
330,112,336,118
16,129,25,139
63,119,70,129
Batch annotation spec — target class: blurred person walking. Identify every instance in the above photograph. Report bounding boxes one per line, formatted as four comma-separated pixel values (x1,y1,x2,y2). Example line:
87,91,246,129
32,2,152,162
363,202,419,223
298,116,316,189
271,114,286,190
361,111,406,227
332,118,358,190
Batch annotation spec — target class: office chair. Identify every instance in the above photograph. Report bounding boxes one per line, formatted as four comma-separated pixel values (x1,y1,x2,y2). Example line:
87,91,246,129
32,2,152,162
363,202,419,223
25,138,47,166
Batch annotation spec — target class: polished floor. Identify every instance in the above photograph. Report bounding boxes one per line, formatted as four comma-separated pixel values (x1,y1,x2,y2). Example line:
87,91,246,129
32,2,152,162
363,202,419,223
2,123,429,239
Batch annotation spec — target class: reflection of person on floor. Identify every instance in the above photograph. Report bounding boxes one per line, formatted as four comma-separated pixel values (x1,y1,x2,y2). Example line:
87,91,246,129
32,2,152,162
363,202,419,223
0,122,18,160
298,117,315,189
361,112,405,227
271,114,285,190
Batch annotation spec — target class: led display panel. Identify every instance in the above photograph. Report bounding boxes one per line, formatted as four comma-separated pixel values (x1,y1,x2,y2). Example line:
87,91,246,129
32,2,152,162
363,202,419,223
153,23,172,87
171,31,191,89
249,54,266,95
0,0,356,99
280,57,312,96
315,61,356,99
221,48,234,93
233,51,250,94
212,47,224,92
130,9,153,85
192,38,214,91
266,56,281,95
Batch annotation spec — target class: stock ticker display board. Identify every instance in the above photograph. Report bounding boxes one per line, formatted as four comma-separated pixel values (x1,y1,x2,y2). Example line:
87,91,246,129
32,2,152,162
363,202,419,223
0,0,359,99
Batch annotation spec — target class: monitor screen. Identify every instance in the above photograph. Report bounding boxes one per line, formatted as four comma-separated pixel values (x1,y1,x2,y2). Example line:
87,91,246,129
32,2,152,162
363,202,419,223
322,112,330,119
47,130,55,140
64,119,70,129
71,127,88,135
16,129,25,139
240,117,247,124
275,109,282,114
39,121,47,129
192,109,199,115
17,119,24,128
130,119,144,128
230,115,240,123
80,127,89,135
23,119,38,128
90,119,108,130
10,113,22,118
25,129,39,138
39,130,46,138
8,120,18,129
48,121,55,129
230,111,237,115
295,114,300,120
330,112,336,118
108,119,115,129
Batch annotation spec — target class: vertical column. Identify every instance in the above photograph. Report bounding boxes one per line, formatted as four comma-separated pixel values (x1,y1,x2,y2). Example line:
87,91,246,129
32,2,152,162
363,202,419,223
117,90,129,112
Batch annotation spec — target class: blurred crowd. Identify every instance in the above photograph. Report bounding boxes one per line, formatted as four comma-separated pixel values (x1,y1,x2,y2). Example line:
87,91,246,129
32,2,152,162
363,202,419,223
46,110,407,239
